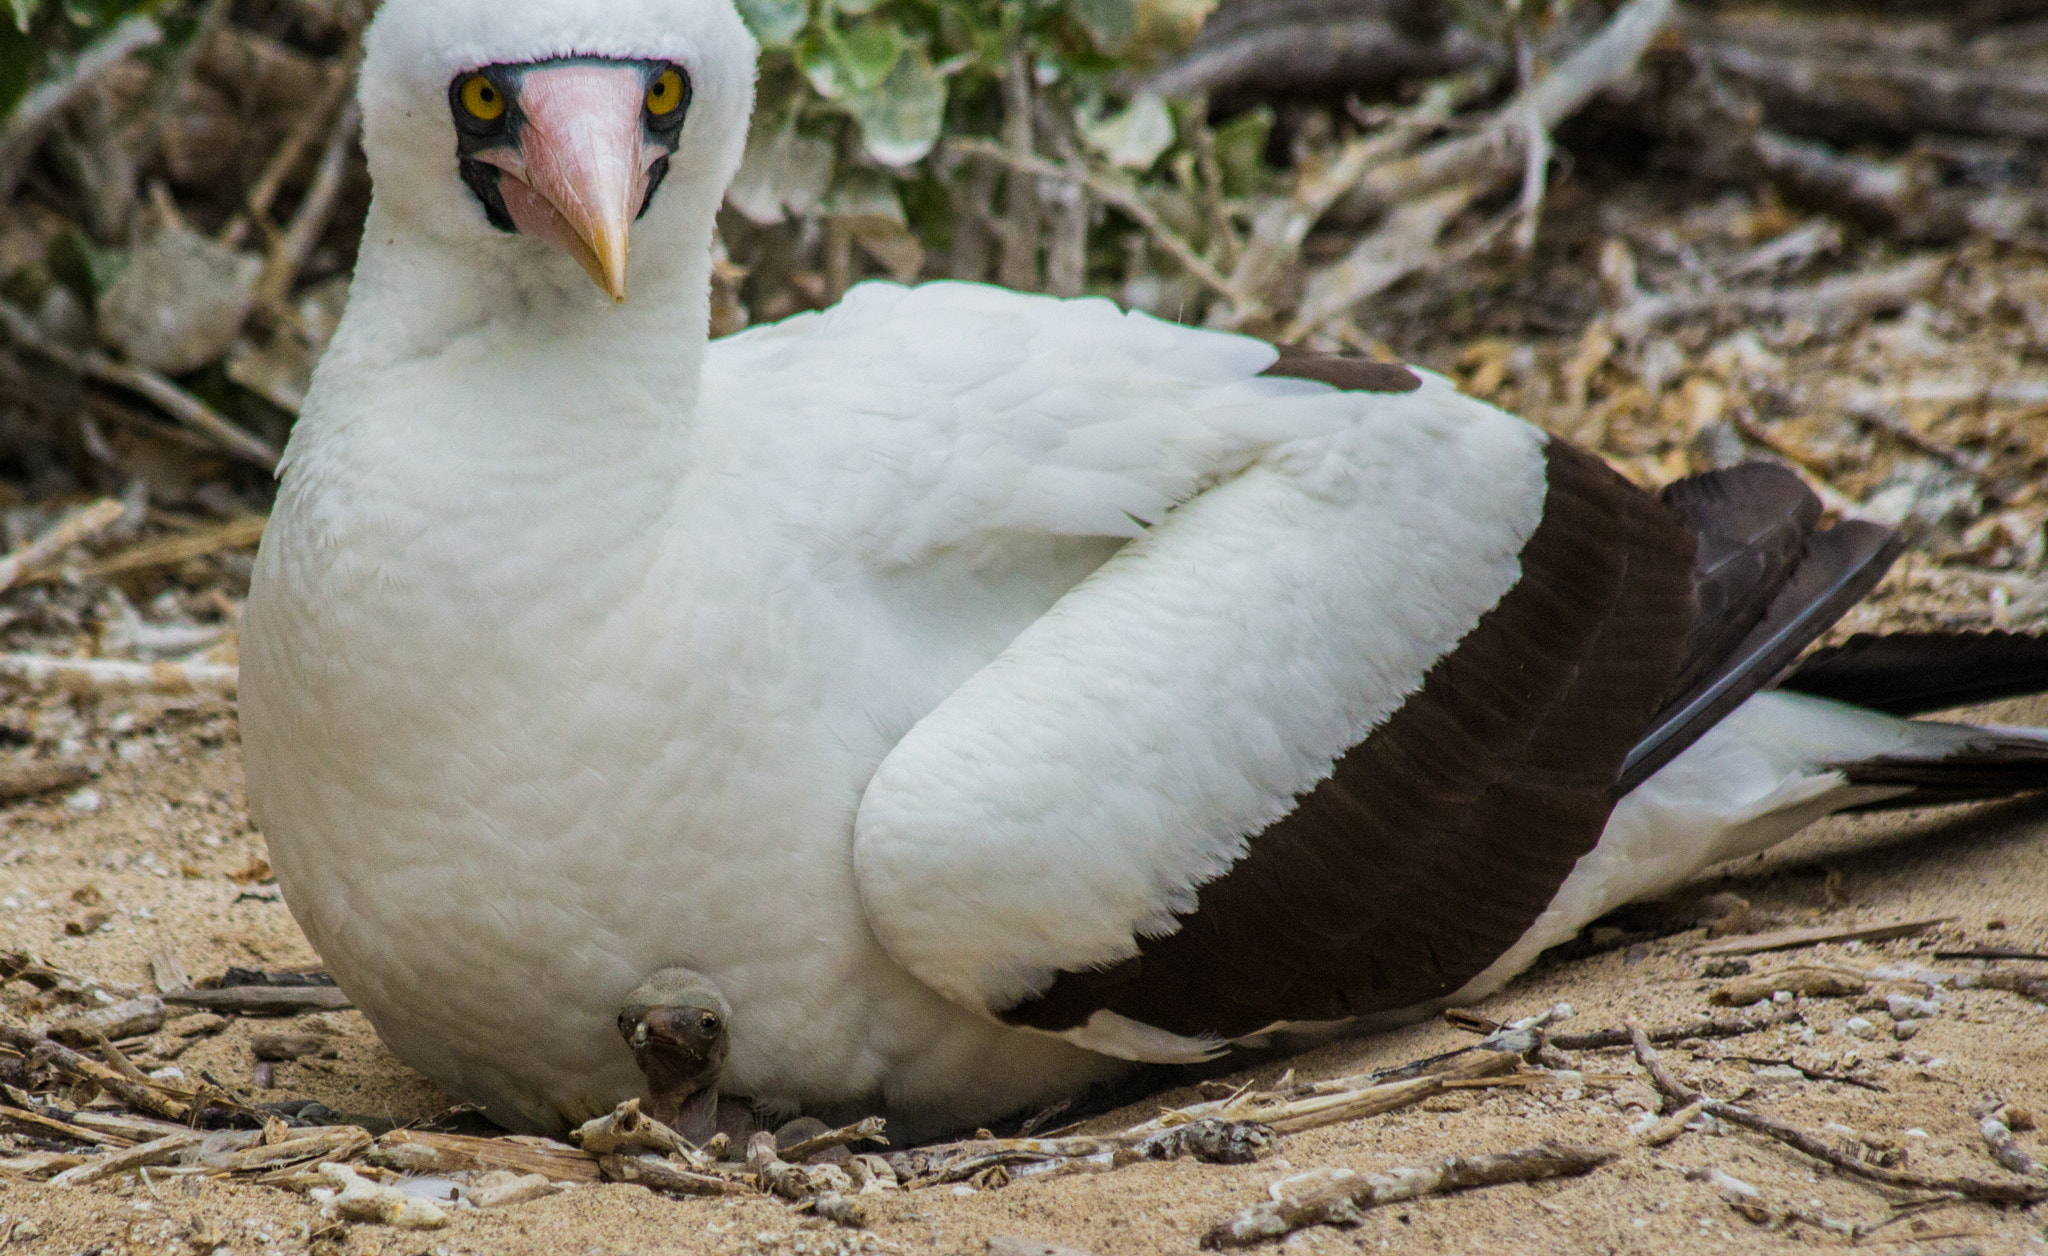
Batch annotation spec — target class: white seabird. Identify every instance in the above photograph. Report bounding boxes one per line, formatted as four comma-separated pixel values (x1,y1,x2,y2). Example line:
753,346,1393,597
241,0,2048,1138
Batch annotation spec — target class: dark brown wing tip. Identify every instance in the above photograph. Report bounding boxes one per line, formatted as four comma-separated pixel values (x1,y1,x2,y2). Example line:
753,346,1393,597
1262,346,1422,394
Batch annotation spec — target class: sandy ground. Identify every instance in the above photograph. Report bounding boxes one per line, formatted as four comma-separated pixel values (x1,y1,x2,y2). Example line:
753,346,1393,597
0,693,2041,1256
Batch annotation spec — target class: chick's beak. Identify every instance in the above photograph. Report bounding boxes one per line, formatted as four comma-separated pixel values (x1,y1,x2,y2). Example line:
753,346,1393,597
478,66,652,302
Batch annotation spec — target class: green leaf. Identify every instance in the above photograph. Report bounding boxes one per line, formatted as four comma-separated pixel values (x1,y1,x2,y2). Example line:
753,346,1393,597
1212,105,1275,197
733,0,808,51
843,44,946,167
1079,93,1173,171
1067,0,1135,55
7,0,40,34
727,101,837,223
797,19,904,100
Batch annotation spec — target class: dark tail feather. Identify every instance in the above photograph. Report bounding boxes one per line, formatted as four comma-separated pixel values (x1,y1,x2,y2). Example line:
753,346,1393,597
1835,726,2048,812
1620,516,1902,793
1783,631,2048,717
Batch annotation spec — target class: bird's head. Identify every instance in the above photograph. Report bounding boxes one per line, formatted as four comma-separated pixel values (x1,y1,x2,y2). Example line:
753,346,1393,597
359,0,757,304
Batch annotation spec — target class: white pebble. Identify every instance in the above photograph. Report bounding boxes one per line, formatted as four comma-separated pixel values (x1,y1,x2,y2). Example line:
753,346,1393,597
65,789,101,813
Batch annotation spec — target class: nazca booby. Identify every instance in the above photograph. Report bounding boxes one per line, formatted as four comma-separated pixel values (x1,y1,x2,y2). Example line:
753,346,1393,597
240,0,2048,1138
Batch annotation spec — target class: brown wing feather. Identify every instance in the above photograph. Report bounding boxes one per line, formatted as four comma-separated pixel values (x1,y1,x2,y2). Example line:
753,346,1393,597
1000,440,1696,1037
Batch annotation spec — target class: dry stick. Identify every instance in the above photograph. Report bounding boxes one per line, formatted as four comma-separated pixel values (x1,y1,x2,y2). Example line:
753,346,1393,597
0,654,237,698
256,99,363,311
779,1116,889,1164
1187,96,1241,273
120,0,231,188
948,138,1255,318
997,43,1041,292
1624,1021,2046,1206
1510,37,1552,256
1288,184,1476,336
947,156,1001,282
160,986,349,1015
48,1131,201,1187
221,58,359,251
85,515,267,580
1291,0,1673,335
0,16,164,204
1837,394,1997,486
1977,1111,2037,1176
0,1023,190,1122
0,758,91,803
0,302,279,469
0,498,123,594
1549,1007,1801,1051
1330,0,1675,229
1613,256,1948,340
1692,916,1951,958
1037,94,1091,299
1201,1143,1617,1248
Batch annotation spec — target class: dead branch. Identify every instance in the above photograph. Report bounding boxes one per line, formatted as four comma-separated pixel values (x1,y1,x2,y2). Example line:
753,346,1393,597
256,99,362,312
48,997,165,1048
1287,0,1674,332
1222,71,1490,322
0,16,165,204
1549,1007,1802,1051
368,1129,599,1182
0,499,123,593
47,1131,201,1187
998,43,1041,293
1329,0,1675,228
947,137,1258,317
779,1115,889,1164
1692,917,1952,958
1140,0,1501,106
0,300,280,469
1288,184,1475,335
1626,1022,2047,1206
1978,1110,2037,1176
1614,256,1947,340
1692,11,2048,143
160,986,349,1015
572,1098,697,1159
599,1152,754,1197
84,515,267,580
1201,1142,1616,1248
0,654,237,698
221,57,358,251
0,758,92,803
0,1023,190,1122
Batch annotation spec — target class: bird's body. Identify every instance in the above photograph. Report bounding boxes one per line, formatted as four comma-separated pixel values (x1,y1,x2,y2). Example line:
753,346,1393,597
242,0,2048,1139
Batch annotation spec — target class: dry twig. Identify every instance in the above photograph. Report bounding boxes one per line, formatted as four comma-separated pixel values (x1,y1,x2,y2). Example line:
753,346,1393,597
0,499,123,592
1201,1143,1616,1248
1626,1021,2046,1206
0,301,279,468
0,654,237,697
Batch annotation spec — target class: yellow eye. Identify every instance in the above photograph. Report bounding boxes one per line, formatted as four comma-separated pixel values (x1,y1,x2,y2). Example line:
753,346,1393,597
460,75,505,122
647,68,686,118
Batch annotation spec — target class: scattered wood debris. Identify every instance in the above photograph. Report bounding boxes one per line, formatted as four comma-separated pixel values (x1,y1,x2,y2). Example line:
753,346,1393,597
1626,1021,2048,1206
1692,917,1953,957
1201,1142,1617,1248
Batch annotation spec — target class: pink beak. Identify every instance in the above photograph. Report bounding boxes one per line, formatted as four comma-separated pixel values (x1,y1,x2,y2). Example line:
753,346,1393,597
474,66,658,302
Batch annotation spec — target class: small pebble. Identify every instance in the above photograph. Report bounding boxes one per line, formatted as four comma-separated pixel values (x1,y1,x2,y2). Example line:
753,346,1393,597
65,789,101,813
1836,1017,1877,1039
1885,993,1940,1020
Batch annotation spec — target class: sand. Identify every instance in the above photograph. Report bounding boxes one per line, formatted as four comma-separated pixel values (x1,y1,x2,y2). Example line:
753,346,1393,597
0,691,2042,1256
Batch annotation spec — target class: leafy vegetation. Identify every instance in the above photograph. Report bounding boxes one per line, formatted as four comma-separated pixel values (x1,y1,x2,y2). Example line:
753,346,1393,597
1,0,168,120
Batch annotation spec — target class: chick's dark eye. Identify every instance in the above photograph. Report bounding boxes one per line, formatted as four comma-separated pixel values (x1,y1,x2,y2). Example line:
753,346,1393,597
699,1011,720,1033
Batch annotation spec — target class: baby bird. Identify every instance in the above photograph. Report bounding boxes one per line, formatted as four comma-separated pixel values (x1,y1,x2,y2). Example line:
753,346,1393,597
617,968,733,1144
